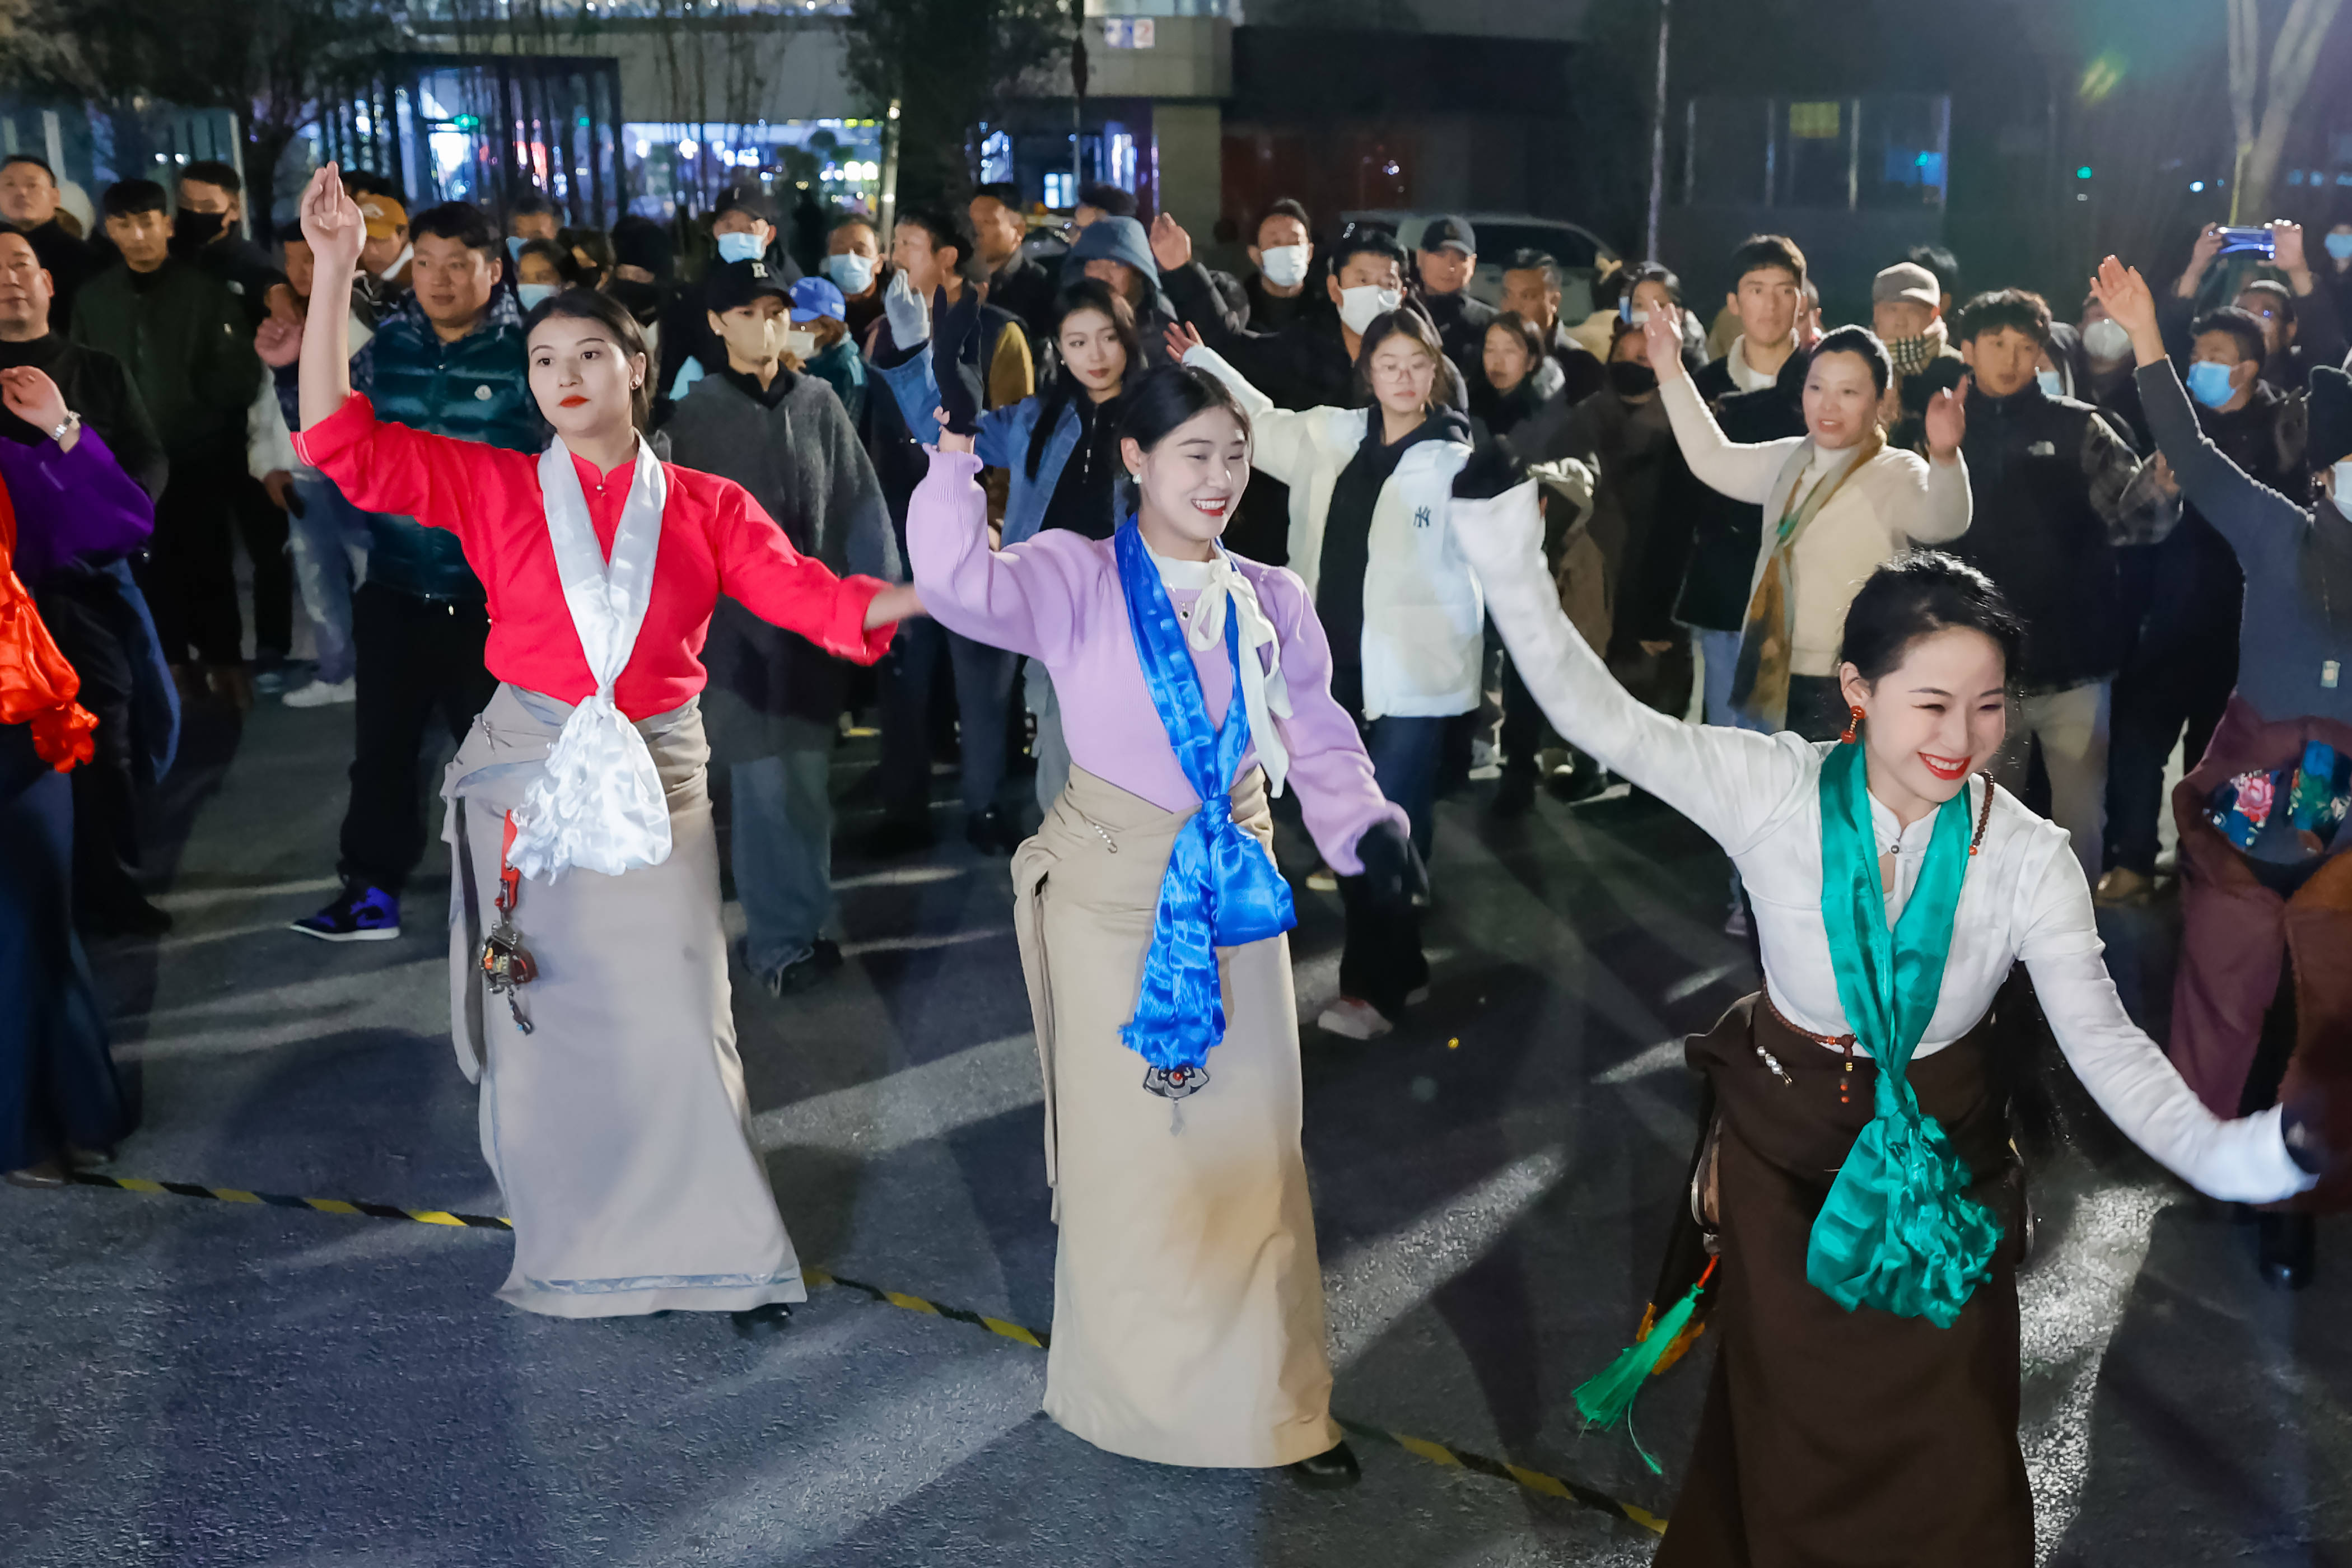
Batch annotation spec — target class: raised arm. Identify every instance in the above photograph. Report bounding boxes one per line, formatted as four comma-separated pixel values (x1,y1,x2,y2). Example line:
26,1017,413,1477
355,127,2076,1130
2093,255,2306,573
296,165,365,433
1178,339,1325,488
904,446,1084,660
872,343,1026,466
1643,305,1800,505
2015,836,2314,1203
1453,465,1808,855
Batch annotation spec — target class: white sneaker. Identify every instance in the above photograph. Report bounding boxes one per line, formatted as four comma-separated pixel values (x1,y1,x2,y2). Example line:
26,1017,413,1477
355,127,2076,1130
1305,864,1339,893
1317,997,1393,1039
283,677,357,708
1723,906,1752,939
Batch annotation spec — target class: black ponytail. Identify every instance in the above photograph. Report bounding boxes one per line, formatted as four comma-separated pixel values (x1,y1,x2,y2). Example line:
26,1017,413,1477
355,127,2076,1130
1840,550,2026,683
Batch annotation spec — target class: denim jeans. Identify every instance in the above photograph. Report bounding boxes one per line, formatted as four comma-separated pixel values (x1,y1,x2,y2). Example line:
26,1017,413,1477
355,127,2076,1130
288,472,371,684
1365,714,1448,860
1994,680,2111,885
1025,660,1070,816
731,722,837,976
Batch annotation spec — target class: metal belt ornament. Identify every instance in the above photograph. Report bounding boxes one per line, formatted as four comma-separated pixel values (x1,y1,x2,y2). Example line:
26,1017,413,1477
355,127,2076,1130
480,810,539,1034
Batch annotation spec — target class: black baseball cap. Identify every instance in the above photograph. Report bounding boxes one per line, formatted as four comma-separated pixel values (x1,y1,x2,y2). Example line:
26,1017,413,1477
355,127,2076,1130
714,185,778,224
1420,216,1477,256
706,258,791,314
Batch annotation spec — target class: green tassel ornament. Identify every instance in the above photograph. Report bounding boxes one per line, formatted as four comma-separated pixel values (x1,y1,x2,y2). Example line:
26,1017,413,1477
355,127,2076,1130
1572,1257,1716,1474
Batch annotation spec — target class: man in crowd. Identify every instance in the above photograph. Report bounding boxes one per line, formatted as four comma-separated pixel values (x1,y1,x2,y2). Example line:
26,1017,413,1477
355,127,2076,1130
658,186,791,404
288,202,539,942
1499,249,1605,405
175,160,289,329
1907,242,1960,317
0,155,94,330
353,187,412,312
1067,213,1181,361
2101,304,2299,904
1948,288,2171,884
969,181,1055,344
1873,259,1965,452
663,258,901,995
824,211,888,346
0,224,176,934
73,178,265,706
1413,216,1494,383
2168,221,2345,392
1681,234,1809,727
1242,198,1320,334
865,206,1034,856
506,190,561,250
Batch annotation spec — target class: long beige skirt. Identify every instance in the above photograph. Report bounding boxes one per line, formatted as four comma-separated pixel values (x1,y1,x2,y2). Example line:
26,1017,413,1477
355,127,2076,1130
442,684,804,1318
1011,763,1340,1468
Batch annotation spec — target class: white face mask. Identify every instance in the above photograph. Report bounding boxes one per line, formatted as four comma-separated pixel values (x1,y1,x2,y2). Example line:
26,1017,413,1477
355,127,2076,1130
782,328,818,362
716,231,766,265
1257,244,1310,290
2332,460,2352,522
1338,283,1403,335
824,252,876,296
2035,368,2065,398
516,282,557,311
2083,317,2131,362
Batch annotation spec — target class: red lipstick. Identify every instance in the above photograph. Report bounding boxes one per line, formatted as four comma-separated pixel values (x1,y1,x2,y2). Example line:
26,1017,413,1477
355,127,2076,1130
559,394,589,408
1918,752,1970,782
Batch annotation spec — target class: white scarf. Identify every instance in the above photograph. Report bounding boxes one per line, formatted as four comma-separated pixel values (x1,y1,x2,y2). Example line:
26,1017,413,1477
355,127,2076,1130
1151,547,1294,797
505,437,671,881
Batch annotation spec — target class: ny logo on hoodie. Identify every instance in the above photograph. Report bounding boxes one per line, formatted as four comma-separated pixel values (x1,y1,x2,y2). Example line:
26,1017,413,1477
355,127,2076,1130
1413,505,1432,529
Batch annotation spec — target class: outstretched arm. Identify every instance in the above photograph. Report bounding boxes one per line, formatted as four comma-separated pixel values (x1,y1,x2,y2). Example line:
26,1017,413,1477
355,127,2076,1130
1452,462,1807,855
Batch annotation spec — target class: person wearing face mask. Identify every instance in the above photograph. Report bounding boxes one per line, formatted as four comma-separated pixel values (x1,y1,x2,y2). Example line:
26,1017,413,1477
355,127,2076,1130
1457,498,2322,1561
907,347,1441,1487
1243,199,1320,334
1172,309,1487,1042
172,161,292,332
822,212,888,344
875,279,1141,812
787,276,865,424
2166,221,2346,394
662,258,903,998
287,165,917,1324
1648,306,1972,741
2075,296,2149,449
1942,289,2173,887
655,187,794,416
2099,305,2300,911
1872,261,1966,456
510,237,568,314
72,178,264,707
2096,253,2352,1287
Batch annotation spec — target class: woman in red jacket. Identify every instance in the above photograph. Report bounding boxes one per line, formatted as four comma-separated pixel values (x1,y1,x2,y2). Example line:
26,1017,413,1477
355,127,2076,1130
293,165,921,1326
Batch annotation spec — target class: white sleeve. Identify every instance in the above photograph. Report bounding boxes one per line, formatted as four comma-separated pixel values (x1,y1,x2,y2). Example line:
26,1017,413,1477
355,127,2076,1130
2016,842,2314,1204
1912,449,1972,544
247,380,296,480
1455,471,1809,856
1183,342,1323,488
1659,374,1800,506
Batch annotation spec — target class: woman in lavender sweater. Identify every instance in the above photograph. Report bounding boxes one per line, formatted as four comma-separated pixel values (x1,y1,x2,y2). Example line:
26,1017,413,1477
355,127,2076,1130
906,354,1525,1482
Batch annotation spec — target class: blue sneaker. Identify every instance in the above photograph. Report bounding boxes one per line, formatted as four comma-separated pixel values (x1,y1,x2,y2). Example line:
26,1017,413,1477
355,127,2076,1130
289,883,401,942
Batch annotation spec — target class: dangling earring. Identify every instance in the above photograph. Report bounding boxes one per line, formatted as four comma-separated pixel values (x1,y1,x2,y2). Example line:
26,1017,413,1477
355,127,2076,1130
1840,703,1864,744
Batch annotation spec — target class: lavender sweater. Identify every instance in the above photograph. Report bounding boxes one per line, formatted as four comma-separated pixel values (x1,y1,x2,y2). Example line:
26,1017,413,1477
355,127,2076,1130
908,448,1406,874
2,428,153,589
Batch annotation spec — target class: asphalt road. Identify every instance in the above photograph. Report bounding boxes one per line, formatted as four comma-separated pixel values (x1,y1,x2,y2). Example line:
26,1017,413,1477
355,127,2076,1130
2,697,2345,1567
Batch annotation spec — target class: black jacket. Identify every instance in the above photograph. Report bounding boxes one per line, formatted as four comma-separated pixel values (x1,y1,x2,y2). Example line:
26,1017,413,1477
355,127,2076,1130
189,234,287,332
1672,348,1809,631
1948,382,2125,691
986,250,1060,348
1417,287,1495,385
1242,274,1323,335
69,259,260,458
24,219,95,334
0,333,167,500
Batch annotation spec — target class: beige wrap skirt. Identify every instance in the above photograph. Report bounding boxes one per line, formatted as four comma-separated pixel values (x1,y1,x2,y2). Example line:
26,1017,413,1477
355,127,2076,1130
1012,763,1340,1468
442,684,805,1318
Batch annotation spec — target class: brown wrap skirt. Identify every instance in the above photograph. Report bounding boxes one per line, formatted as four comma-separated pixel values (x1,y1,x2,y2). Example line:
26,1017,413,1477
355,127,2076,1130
1656,996,2032,1568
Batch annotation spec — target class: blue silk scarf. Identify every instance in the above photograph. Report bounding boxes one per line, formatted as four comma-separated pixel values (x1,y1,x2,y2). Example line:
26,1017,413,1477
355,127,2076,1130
1113,521,1298,1086
1805,740,2001,1327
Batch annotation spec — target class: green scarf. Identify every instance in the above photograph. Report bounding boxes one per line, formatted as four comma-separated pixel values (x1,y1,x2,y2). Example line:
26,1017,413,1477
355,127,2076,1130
1805,740,2001,1327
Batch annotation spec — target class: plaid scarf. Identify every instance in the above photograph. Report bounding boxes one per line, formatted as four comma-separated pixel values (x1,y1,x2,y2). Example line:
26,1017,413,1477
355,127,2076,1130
1730,430,1884,730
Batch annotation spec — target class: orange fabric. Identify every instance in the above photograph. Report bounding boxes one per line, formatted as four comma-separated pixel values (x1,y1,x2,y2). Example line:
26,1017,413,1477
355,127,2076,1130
0,469,96,772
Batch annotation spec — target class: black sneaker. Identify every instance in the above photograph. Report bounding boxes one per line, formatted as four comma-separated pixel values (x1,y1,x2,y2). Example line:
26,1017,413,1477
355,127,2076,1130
1288,1439,1361,1490
966,805,1019,856
1490,770,1537,818
289,883,401,942
862,814,937,859
730,1301,794,1338
762,939,844,998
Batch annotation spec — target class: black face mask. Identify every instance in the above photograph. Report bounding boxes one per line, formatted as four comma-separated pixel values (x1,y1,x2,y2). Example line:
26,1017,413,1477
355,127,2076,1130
607,278,662,324
172,209,227,250
1608,360,1658,397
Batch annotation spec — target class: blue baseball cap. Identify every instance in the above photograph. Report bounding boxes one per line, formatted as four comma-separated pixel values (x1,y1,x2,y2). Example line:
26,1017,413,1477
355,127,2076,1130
790,276,846,324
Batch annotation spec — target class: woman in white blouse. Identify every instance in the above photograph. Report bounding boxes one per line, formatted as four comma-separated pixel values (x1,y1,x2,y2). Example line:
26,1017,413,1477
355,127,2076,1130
1644,307,1973,740
1458,500,2321,1566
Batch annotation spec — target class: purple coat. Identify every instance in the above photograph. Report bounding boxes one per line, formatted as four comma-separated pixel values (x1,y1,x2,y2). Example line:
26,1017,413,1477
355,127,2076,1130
2,427,153,589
